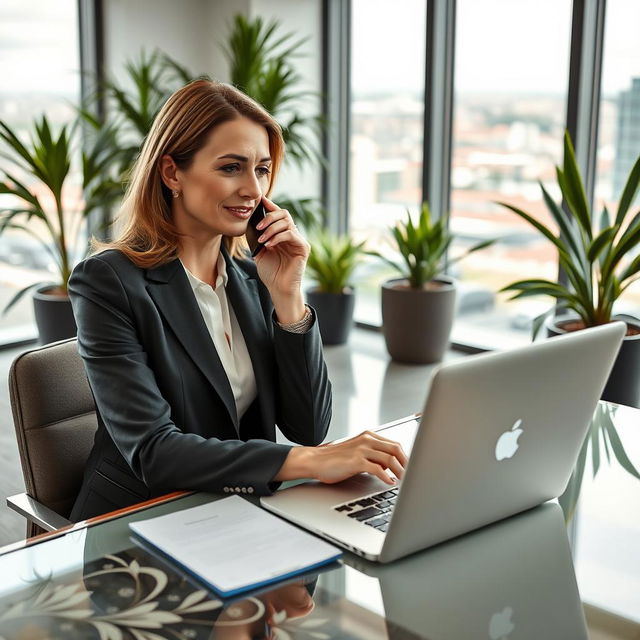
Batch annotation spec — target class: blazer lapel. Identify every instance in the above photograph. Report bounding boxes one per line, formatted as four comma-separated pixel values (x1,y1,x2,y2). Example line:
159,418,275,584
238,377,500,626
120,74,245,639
145,258,238,428
223,251,275,429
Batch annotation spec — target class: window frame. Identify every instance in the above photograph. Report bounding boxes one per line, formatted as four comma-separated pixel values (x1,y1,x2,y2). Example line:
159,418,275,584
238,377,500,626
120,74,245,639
0,0,93,350
323,0,608,352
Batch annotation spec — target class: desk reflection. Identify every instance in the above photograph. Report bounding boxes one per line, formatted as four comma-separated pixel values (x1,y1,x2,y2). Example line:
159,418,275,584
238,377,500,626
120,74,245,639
337,502,588,639
0,534,321,639
0,499,593,639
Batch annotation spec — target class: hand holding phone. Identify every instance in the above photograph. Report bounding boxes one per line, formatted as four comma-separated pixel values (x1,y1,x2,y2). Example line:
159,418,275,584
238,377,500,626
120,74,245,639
246,202,266,257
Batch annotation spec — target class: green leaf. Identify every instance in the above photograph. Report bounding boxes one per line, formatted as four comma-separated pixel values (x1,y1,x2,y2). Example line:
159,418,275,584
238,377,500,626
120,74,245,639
504,287,576,302
496,201,570,258
590,418,601,477
618,253,640,283
0,120,47,183
365,251,405,279
560,131,592,238
539,181,585,267
602,222,640,285
602,420,611,463
587,227,617,263
223,14,323,170
500,278,562,291
307,230,365,293
615,153,640,225
603,417,640,480
559,259,591,315
558,432,589,522
599,205,611,235
500,279,579,305
0,170,43,210
2,282,48,315
448,238,496,267
531,307,557,340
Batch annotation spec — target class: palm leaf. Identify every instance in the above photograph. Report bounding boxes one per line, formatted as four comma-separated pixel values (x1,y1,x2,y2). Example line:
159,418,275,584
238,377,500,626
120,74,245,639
2,282,49,315
0,121,46,180
531,306,558,339
615,154,640,225
602,413,640,479
601,223,640,284
539,181,585,268
223,15,323,170
495,201,572,261
307,230,364,293
590,412,601,476
587,227,617,263
560,131,592,238
558,433,588,521
0,170,44,210
448,238,496,267
559,404,639,522
618,253,640,283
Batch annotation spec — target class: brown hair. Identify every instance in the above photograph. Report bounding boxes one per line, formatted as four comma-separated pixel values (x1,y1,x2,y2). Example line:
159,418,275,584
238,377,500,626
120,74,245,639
99,79,284,266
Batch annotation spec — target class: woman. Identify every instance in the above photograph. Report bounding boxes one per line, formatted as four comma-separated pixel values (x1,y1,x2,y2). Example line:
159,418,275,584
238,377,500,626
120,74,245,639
69,79,406,521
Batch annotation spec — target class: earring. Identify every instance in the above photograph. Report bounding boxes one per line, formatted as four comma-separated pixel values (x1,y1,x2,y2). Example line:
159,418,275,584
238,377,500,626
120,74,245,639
172,190,180,198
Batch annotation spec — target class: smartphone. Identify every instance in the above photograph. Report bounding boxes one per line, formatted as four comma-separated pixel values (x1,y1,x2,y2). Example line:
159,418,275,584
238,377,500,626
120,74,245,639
246,202,266,257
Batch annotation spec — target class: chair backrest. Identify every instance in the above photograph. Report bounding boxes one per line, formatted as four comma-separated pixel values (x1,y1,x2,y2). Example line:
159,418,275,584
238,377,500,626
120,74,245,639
9,338,97,520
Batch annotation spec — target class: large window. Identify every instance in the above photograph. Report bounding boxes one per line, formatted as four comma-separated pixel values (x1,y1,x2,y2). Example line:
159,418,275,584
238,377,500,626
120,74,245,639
347,0,575,346
349,0,427,325
449,0,573,348
0,0,80,344
594,0,640,317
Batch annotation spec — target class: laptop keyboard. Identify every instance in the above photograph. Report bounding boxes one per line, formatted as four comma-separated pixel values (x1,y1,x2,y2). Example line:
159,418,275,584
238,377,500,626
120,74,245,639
333,487,399,532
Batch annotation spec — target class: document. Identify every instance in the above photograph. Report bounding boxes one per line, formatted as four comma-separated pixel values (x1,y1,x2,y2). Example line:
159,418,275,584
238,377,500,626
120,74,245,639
129,496,342,597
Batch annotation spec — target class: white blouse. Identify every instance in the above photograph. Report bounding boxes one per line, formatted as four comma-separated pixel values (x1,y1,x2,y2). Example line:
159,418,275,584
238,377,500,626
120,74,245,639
182,256,257,420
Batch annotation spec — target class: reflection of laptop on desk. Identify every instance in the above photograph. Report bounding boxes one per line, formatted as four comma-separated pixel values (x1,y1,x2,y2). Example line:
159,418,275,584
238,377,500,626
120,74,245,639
261,323,625,563
347,503,589,639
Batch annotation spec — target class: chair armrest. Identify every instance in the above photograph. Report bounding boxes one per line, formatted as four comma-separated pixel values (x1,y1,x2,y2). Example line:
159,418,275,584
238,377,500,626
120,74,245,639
6,493,72,532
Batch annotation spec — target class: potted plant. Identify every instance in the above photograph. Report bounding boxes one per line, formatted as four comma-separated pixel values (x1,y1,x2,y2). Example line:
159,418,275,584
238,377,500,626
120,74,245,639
0,116,122,343
223,14,324,171
371,203,494,363
82,27,327,232
305,230,365,345
498,130,640,407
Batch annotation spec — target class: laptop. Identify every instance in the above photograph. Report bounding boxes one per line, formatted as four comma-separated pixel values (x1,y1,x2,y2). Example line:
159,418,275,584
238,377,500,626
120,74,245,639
345,502,588,639
261,322,625,563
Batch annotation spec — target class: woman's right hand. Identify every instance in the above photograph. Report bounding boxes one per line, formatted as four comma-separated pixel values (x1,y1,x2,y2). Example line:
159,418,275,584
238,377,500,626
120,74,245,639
275,431,408,486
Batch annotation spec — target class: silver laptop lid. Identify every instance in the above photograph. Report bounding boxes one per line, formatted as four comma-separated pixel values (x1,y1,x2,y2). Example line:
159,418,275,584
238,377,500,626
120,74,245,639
381,322,625,561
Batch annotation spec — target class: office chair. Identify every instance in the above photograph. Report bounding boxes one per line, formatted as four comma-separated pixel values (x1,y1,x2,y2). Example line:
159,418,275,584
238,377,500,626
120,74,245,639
7,338,97,538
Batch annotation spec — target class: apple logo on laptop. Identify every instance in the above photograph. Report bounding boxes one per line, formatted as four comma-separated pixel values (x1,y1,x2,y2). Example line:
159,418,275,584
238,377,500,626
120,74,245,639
489,606,515,639
495,420,523,461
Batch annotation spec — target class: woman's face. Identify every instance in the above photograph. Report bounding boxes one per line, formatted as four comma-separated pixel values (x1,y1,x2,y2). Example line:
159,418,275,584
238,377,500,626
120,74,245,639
171,116,272,241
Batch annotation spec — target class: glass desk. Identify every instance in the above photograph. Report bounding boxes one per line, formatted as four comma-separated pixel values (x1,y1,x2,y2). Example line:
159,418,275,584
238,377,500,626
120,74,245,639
0,403,638,639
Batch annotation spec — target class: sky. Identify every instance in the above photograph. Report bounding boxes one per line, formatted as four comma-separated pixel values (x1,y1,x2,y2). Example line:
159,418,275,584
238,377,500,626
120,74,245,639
0,0,638,98
0,0,79,95
351,0,640,96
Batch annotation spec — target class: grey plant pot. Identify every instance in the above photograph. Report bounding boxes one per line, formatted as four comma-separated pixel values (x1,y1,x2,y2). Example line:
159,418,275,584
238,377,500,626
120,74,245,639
547,315,640,408
381,277,456,364
33,285,77,345
306,288,355,345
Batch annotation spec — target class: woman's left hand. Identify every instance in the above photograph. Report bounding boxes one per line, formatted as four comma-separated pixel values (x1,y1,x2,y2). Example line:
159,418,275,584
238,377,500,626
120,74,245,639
254,196,310,303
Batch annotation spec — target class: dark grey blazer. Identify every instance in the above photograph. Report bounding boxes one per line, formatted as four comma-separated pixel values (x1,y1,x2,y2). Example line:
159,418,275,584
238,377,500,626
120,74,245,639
68,248,332,521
